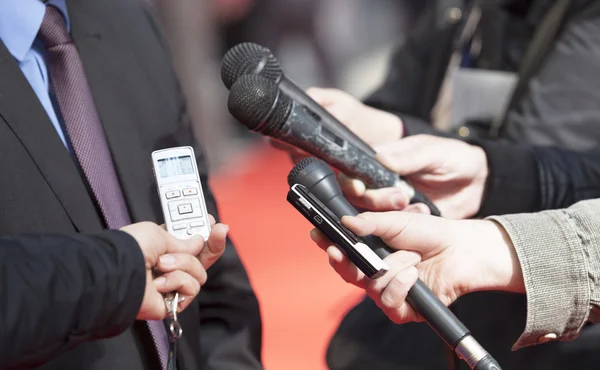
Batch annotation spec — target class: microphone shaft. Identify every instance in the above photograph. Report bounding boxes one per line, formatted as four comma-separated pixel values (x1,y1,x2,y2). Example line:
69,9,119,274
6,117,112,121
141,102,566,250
278,78,376,156
279,102,441,216
319,193,468,347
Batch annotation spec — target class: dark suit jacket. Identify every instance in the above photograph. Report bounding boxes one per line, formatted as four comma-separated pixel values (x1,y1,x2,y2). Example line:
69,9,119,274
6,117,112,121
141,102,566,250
0,0,262,369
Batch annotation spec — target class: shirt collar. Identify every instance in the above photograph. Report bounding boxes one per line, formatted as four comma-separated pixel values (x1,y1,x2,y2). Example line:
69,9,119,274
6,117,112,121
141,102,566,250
0,0,70,62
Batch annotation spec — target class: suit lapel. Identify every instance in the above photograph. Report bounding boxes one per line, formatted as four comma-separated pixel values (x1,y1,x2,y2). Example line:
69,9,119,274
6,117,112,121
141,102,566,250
0,41,104,232
68,0,160,223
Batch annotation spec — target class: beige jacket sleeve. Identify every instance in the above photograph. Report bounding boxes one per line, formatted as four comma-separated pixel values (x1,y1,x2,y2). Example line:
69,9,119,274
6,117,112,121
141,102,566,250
487,199,600,350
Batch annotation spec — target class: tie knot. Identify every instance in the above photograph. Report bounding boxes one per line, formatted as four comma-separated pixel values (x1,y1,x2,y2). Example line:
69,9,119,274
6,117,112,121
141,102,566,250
38,5,71,48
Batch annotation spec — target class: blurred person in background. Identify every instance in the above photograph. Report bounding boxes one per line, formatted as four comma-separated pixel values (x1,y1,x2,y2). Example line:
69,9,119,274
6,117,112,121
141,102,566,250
274,0,600,369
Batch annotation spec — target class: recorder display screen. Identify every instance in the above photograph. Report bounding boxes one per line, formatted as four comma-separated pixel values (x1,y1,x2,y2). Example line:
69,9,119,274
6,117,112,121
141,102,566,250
157,155,194,178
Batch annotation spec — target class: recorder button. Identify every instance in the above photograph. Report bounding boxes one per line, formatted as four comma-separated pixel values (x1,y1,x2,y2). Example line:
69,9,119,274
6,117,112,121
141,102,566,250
183,188,198,196
166,190,181,199
187,228,200,236
178,204,193,214
190,221,205,228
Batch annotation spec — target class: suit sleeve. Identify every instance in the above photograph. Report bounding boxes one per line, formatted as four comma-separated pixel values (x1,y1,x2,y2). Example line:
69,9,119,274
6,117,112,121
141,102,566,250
0,230,145,369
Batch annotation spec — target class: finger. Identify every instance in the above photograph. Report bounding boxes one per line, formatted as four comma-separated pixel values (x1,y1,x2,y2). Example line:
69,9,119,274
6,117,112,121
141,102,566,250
374,135,439,175
326,246,367,289
379,267,420,324
156,253,208,286
305,87,345,106
342,212,446,255
199,223,229,270
403,203,431,215
162,229,204,256
363,249,421,295
208,214,216,227
141,290,168,320
308,229,367,287
338,173,410,211
338,173,366,197
154,270,201,311
309,228,331,252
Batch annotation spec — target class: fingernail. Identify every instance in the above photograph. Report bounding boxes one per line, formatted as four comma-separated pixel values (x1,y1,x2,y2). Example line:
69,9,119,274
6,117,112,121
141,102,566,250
352,179,366,195
154,276,166,286
160,255,176,265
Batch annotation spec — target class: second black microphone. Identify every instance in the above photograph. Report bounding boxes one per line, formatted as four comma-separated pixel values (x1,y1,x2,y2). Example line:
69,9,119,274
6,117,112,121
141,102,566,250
227,74,441,216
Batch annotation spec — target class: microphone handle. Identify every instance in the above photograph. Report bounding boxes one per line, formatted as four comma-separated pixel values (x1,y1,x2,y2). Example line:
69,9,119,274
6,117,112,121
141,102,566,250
280,108,441,216
325,195,467,347
278,77,377,156
324,195,501,370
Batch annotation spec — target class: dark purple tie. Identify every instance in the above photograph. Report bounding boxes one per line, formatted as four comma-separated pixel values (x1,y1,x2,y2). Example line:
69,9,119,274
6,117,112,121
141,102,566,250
38,6,170,369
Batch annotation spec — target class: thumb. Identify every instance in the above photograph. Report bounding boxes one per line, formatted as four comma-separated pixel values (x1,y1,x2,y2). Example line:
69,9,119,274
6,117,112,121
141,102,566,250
342,211,446,257
374,136,440,176
306,87,349,106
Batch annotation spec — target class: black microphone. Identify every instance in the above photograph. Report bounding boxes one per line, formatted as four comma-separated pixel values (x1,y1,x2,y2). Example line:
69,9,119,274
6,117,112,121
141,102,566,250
288,157,503,370
220,42,375,156
227,74,441,216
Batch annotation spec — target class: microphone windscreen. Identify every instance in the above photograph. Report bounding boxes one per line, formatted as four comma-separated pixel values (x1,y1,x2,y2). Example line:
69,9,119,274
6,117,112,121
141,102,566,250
221,42,282,89
227,74,291,134
288,157,319,186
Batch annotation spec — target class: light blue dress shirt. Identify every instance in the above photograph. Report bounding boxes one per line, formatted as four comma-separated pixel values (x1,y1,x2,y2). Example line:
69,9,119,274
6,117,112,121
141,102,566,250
0,0,71,148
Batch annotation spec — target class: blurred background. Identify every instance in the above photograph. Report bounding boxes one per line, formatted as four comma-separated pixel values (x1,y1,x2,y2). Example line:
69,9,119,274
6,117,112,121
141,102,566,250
152,1,428,369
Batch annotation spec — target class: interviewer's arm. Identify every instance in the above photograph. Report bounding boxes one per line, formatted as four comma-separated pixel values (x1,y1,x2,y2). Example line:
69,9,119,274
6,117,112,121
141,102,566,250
310,198,600,350
488,198,600,349
0,231,145,368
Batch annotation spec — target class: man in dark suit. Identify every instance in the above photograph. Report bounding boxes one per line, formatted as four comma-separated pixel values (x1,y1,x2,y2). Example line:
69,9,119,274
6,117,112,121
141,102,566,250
0,0,262,369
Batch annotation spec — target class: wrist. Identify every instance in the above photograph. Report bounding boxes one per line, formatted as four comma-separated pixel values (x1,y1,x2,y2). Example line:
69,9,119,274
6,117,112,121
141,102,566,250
468,145,490,217
454,220,524,296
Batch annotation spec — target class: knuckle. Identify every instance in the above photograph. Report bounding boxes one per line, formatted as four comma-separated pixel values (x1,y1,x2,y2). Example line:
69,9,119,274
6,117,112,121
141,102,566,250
388,311,405,324
379,290,397,309
199,268,208,286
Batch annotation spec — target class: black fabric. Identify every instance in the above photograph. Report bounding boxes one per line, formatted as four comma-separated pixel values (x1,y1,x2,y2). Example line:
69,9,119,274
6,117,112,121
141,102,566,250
0,230,145,369
473,138,540,217
0,0,262,369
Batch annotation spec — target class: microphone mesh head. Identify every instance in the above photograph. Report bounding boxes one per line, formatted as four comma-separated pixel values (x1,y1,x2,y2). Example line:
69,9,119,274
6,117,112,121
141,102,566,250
227,74,292,133
288,157,319,186
221,42,282,89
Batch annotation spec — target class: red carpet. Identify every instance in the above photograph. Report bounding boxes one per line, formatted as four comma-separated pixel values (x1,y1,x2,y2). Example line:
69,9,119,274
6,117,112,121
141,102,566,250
210,142,364,370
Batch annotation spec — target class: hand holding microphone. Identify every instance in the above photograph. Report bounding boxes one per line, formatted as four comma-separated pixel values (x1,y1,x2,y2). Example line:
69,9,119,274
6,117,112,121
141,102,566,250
288,158,503,370
340,135,490,219
226,73,441,216
221,42,375,156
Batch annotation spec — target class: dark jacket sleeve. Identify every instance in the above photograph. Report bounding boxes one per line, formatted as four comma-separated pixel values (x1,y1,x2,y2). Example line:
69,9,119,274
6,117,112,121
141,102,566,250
364,4,460,122
1,230,145,369
474,138,600,217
